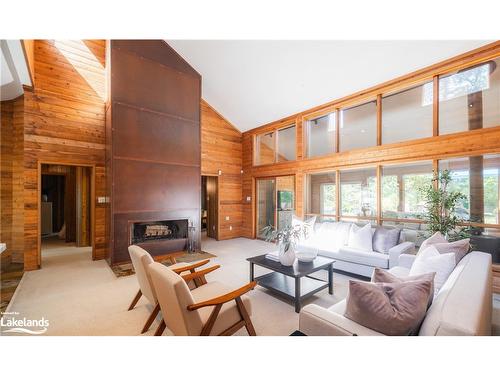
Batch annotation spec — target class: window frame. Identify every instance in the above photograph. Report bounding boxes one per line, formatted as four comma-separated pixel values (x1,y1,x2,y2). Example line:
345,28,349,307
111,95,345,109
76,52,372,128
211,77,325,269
253,122,296,166
303,107,338,159
338,99,379,153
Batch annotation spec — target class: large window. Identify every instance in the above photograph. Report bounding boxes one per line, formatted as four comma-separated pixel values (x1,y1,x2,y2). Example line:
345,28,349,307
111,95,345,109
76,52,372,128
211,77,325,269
339,100,377,152
382,82,434,144
382,161,434,219
255,132,275,165
255,124,296,165
277,125,296,162
438,57,500,135
306,112,336,157
439,154,500,224
320,184,336,215
305,171,336,218
340,167,377,217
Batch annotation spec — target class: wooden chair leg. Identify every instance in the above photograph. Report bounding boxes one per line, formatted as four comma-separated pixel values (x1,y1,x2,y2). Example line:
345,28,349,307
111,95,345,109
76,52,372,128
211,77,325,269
189,269,207,288
236,297,256,336
200,304,222,336
141,303,160,334
128,290,142,311
154,319,166,336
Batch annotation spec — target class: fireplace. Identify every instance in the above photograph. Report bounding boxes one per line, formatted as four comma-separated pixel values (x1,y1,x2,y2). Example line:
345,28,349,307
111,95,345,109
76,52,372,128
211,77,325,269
130,219,189,256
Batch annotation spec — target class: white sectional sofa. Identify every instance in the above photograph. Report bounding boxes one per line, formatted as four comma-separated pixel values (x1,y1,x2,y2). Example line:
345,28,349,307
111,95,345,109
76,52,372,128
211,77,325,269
299,251,492,335
296,221,415,278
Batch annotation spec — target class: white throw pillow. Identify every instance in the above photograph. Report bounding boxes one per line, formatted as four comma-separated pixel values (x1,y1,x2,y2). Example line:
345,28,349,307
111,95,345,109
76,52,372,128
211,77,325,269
292,215,316,239
347,223,373,252
409,245,455,296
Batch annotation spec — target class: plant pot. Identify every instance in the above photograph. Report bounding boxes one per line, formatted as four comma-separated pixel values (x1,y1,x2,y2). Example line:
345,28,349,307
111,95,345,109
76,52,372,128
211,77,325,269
279,242,296,266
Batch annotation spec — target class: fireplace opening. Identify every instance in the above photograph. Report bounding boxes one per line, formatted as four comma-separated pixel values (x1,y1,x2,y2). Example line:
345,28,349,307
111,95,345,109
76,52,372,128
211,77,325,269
131,219,188,245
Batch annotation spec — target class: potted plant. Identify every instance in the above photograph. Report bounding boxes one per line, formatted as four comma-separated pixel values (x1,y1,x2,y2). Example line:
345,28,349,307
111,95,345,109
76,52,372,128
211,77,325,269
420,169,471,241
261,224,309,266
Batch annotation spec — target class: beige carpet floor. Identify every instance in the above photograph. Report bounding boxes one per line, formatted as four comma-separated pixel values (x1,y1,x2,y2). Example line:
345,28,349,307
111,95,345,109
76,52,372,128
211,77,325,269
3,236,500,336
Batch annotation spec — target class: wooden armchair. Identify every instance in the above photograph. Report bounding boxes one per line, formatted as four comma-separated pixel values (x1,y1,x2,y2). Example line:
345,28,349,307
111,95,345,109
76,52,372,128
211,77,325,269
127,245,215,335
149,262,257,336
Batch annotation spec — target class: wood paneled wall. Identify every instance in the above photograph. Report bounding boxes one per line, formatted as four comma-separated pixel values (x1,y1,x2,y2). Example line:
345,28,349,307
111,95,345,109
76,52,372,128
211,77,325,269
11,97,25,264
201,100,243,240
22,40,107,270
241,42,500,239
1,100,14,267
0,96,25,266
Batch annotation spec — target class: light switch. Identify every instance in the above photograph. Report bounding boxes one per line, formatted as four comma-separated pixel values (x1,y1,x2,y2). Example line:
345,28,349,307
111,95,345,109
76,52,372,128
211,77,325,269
225,216,230,221
246,196,251,202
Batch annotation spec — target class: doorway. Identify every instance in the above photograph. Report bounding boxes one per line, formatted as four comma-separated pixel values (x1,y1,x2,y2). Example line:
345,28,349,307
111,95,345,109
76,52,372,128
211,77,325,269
40,163,93,264
201,175,218,240
256,175,295,239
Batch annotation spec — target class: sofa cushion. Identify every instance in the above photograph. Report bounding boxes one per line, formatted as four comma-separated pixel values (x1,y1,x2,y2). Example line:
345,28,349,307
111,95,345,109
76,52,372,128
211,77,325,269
418,232,470,264
292,215,316,238
433,239,470,264
347,223,373,251
334,247,389,268
410,246,455,296
372,268,435,308
314,221,351,250
344,278,433,335
419,232,447,251
372,227,401,254
389,266,411,278
328,299,347,314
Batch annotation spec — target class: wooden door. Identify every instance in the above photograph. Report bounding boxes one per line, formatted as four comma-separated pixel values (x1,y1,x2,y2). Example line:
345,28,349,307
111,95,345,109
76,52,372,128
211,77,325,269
206,176,218,239
76,166,91,247
256,178,276,239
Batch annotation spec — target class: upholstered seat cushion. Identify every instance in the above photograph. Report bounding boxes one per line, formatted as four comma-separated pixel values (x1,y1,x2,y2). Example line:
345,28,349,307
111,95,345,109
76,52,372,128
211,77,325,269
388,266,411,278
334,247,389,268
328,299,347,314
300,302,384,336
191,281,252,336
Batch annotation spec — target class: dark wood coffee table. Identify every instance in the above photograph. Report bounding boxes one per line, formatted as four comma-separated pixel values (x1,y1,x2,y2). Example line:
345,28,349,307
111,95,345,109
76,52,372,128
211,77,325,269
247,254,335,313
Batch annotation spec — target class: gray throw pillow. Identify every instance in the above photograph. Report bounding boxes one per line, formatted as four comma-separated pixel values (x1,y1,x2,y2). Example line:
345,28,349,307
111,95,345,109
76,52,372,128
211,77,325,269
344,278,433,335
371,268,435,308
372,227,401,254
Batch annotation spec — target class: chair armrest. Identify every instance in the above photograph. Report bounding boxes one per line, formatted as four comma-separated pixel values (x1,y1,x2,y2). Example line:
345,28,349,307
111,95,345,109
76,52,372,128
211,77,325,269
181,265,220,283
187,281,256,311
388,241,415,268
398,253,417,269
171,259,210,274
299,304,383,336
